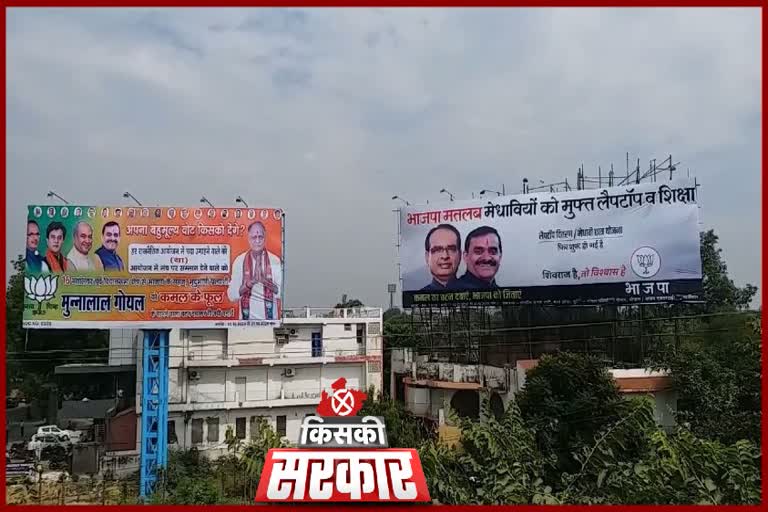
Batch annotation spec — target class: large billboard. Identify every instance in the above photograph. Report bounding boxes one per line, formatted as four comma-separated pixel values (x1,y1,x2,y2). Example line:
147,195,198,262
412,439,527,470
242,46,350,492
399,180,702,307
23,205,284,328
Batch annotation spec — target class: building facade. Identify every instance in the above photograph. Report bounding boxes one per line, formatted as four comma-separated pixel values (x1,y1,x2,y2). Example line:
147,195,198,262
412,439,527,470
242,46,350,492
115,306,382,459
391,348,677,431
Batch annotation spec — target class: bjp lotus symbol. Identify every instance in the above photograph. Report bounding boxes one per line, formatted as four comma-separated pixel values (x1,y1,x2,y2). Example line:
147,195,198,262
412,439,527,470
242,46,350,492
24,275,59,312
630,247,661,279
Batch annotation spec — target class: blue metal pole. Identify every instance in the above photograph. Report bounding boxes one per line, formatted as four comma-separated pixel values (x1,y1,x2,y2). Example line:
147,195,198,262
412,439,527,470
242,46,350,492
139,329,170,499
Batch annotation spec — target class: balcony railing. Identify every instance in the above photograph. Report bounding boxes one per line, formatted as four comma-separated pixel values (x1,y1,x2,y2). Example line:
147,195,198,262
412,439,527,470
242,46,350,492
187,348,235,361
283,307,382,320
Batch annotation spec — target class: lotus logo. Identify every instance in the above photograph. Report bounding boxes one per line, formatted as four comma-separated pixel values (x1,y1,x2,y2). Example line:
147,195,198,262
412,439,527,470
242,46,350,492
630,247,661,279
24,275,59,311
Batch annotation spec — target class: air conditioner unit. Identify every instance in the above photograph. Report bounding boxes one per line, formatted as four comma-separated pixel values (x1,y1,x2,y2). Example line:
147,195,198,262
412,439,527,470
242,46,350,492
284,368,296,378
188,370,201,381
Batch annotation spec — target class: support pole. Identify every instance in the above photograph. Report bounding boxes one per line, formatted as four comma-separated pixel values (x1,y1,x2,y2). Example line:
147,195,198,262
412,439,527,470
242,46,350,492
281,212,286,311
140,329,170,499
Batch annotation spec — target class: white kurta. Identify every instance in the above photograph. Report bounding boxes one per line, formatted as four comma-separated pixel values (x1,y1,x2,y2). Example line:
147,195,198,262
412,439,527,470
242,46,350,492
66,248,102,271
227,250,283,320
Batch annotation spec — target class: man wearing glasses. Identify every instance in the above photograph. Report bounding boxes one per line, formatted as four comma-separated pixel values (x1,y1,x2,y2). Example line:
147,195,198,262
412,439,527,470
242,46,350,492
421,224,462,291
25,220,49,273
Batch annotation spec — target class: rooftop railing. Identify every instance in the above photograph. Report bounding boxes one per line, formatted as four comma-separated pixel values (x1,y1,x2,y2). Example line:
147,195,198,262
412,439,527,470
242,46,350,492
283,307,382,319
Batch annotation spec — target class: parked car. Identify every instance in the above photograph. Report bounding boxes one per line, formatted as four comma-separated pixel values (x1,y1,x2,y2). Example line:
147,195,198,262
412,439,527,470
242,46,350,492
27,433,72,452
35,425,81,443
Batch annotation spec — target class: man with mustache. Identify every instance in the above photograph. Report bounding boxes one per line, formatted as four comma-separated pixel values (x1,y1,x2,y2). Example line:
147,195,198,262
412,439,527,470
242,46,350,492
66,221,103,272
458,226,502,289
421,224,462,291
45,222,68,272
95,221,124,271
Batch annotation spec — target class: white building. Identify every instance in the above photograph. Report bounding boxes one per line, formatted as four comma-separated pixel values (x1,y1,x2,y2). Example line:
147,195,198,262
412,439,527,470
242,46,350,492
110,306,383,460
390,348,677,431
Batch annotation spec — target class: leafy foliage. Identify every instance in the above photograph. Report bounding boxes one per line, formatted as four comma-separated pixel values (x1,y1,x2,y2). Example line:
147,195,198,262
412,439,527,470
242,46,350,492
334,297,364,308
6,255,109,397
561,422,761,504
656,313,761,445
359,388,431,448
516,352,624,475
699,230,758,311
422,361,761,505
150,419,286,504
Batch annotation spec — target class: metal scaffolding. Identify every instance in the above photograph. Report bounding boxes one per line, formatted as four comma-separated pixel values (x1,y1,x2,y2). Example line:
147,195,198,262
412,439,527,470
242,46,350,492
139,330,170,499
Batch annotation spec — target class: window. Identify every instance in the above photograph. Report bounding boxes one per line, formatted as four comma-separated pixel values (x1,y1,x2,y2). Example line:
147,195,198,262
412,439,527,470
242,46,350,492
168,420,178,445
191,418,204,445
206,417,219,443
235,377,247,402
276,416,287,437
235,417,246,439
250,416,266,440
311,332,322,357
344,324,351,331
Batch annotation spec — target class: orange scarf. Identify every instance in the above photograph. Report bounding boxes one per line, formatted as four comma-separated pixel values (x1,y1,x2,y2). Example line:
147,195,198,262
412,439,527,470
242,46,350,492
46,249,67,272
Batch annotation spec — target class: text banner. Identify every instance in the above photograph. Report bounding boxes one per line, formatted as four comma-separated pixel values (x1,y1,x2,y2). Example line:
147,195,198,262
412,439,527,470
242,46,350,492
23,205,284,328
399,180,702,307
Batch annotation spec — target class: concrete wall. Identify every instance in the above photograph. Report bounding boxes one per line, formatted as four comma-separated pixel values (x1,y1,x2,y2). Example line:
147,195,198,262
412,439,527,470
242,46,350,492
175,363,365,407
108,329,138,366
59,399,116,421
168,404,317,451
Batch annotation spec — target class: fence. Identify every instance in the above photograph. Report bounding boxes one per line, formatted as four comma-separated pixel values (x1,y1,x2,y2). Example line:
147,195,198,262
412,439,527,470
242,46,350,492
6,475,141,505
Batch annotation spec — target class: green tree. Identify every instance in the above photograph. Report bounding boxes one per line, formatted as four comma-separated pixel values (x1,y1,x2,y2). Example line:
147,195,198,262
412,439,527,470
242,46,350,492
383,309,424,349
6,255,109,396
560,402,761,504
516,352,625,476
335,297,364,308
650,231,760,445
358,390,430,448
420,399,550,504
699,230,757,311
659,313,760,445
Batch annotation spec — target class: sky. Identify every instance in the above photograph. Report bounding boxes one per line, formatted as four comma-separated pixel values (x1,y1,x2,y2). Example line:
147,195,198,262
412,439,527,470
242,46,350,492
6,7,762,308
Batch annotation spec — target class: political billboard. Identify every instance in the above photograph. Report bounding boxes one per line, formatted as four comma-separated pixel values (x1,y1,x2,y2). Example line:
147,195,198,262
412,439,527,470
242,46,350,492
399,180,702,308
23,205,284,328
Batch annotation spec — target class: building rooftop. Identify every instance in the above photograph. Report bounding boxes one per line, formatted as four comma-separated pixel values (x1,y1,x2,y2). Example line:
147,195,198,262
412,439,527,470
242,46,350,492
283,307,382,321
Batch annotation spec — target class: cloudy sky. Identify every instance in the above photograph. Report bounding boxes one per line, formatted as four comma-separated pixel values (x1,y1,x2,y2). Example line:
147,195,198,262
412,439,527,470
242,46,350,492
7,7,761,308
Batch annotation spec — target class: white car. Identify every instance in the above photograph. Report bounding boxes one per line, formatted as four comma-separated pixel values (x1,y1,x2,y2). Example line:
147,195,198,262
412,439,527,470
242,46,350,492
27,433,72,452
35,425,81,443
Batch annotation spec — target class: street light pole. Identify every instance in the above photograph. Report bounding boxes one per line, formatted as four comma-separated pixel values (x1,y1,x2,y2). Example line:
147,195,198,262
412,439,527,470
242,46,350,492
391,195,411,206
235,196,249,208
439,189,455,202
47,191,70,204
123,192,142,206
200,197,214,208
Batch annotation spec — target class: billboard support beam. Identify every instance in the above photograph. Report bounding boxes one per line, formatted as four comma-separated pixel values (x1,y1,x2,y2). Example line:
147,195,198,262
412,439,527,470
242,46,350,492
139,329,170,500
